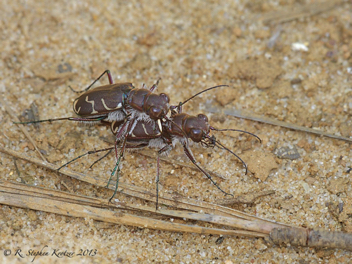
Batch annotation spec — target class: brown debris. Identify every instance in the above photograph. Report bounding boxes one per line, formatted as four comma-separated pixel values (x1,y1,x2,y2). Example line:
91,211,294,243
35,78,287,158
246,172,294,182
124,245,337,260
241,150,278,181
124,53,153,71
339,199,352,233
32,63,75,83
327,177,349,194
215,85,240,106
227,57,283,89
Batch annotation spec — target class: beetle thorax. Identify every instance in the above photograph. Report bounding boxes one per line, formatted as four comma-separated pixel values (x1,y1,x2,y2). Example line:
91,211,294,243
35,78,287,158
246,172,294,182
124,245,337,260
127,89,150,112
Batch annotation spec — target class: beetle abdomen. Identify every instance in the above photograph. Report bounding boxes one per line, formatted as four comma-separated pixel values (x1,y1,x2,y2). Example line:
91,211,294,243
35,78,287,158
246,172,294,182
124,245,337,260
73,83,134,116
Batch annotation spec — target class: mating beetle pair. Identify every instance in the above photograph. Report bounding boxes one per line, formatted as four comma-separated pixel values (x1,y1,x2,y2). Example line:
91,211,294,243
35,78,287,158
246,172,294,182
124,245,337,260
18,70,261,208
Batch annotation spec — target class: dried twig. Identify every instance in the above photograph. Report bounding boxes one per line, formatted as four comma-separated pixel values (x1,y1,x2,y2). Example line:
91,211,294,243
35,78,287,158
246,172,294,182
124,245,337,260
1,147,352,251
0,180,256,237
257,0,343,25
0,146,281,222
217,190,275,205
207,105,352,143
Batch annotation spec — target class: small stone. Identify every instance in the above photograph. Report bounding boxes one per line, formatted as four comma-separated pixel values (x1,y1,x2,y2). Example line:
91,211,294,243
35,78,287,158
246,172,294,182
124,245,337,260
327,177,349,194
304,176,316,185
297,139,313,152
27,210,38,221
339,123,352,138
275,146,300,160
254,30,270,39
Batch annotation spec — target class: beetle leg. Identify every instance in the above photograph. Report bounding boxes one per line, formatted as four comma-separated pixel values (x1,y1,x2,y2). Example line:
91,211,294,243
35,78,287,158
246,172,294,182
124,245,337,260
90,142,149,169
108,117,137,202
113,114,133,141
68,70,114,93
108,138,125,202
154,144,173,210
89,148,114,169
56,146,115,171
182,142,233,197
149,78,161,92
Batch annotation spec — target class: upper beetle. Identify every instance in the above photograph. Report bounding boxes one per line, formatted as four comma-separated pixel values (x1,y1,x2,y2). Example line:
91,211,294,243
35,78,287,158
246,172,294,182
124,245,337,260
72,70,170,124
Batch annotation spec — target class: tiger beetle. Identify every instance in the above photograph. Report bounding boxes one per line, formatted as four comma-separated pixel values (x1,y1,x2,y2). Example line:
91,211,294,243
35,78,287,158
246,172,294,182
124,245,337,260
59,103,261,209
16,70,170,132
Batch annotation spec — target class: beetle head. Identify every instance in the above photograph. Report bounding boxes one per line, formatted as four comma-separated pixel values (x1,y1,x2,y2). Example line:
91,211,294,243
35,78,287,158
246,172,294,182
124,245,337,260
184,114,210,143
144,93,170,120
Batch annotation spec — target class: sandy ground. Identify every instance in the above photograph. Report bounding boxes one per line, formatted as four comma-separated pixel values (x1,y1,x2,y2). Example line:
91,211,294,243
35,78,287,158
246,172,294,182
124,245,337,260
0,0,351,263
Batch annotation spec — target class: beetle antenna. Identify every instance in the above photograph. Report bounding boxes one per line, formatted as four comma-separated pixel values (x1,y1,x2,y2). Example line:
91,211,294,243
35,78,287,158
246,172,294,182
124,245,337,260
14,116,107,125
210,126,261,143
175,85,229,109
207,135,248,175
182,142,233,197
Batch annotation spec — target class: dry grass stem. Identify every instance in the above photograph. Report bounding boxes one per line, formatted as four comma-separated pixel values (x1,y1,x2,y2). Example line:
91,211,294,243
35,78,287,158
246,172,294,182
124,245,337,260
1,146,352,250
257,0,342,25
207,105,352,143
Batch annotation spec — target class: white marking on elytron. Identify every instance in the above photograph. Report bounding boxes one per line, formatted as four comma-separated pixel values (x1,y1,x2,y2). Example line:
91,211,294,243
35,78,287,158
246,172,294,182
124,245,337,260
101,98,120,110
111,121,118,133
141,123,149,136
85,96,98,114
73,99,81,114
157,119,162,132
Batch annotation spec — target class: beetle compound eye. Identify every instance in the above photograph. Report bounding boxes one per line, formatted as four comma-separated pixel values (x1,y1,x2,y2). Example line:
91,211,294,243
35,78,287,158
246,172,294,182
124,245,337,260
149,106,162,119
190,128,203,142
160,93,170,103
159,93,170,116
197,114,208,122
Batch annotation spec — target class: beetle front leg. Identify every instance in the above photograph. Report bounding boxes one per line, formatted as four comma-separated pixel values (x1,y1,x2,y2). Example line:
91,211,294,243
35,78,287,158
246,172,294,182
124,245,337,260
108,118,136,202
155,144,173,210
